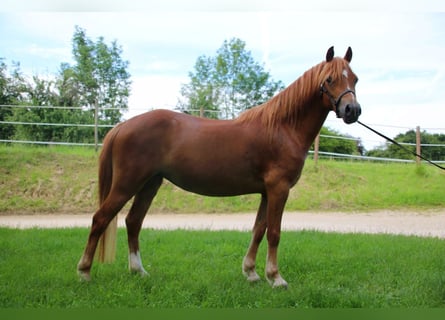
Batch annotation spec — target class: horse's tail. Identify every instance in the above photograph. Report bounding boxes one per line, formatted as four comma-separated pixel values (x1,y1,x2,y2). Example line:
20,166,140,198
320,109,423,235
96,125,121,263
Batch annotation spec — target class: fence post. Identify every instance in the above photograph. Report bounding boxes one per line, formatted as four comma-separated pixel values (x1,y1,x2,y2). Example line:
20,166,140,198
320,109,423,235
94,103,99,152
314,132,320,165
416,125,421,165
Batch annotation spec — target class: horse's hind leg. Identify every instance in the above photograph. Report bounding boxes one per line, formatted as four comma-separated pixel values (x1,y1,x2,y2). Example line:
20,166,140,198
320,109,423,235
243,194,267,282
126,175,163,276
77,191,131,281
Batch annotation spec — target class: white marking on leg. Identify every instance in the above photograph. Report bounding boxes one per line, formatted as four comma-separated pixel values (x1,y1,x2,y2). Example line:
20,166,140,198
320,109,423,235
242,256,261,282
129,251,148,276
77,269,91,282
77,255,91,281
266,258,288,288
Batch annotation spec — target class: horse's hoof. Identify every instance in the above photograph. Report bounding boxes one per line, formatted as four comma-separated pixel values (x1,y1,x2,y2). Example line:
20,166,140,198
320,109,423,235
242,264,261,282
267,275,288,289
242,258,261,282
130,266,149,278
137,269,149,278
245,271,261,282
77,269,91,282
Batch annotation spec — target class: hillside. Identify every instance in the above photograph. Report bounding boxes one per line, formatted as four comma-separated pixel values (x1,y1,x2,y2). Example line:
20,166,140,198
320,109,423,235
0,145,444,214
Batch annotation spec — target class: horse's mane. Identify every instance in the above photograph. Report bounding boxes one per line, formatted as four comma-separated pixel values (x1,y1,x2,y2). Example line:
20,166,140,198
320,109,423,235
235,57,348,137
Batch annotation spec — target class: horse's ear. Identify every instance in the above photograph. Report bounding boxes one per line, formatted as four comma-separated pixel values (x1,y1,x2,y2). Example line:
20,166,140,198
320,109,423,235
344,47,352,63
326,46,334,62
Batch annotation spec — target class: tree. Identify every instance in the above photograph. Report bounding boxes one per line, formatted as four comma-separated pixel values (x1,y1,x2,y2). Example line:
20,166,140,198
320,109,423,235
11,75,59,142
312,127,362,155
71,26,131,130
0,60,29,140
367,130,445,161
56,62,81,108
9,73,92,143
4,26,131,144
177,38,284,119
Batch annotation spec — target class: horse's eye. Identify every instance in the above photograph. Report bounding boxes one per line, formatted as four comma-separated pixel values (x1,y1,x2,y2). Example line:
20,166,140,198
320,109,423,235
326,76,333,84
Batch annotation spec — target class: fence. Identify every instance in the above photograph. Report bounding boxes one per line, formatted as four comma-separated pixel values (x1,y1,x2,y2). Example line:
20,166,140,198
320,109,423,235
311,126,445,165
1,105,444,165
0,104,118,150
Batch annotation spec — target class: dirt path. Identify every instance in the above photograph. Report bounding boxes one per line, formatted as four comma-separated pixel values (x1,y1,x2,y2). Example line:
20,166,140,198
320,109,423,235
1,210,444,238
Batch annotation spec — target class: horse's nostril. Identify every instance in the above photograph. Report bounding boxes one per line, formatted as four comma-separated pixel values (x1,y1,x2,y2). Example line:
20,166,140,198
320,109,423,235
345,105,351,114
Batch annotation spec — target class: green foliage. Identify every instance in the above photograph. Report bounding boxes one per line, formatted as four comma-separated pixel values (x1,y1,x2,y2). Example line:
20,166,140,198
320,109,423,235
367,129,445,161
0,59,27,106
177,38,284,119
11,107,89,144
0,228,444,307
0,59,28,140
0,26,131,143
71,26,131,124
313,126,362,155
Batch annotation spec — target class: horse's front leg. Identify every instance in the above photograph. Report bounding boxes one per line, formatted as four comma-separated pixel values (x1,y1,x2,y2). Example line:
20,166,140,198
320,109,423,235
264,185,289,288
243,195,267,282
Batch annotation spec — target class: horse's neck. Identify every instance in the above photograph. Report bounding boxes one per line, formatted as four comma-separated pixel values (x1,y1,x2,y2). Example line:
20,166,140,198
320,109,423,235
292,99,330,151
276,68,329,149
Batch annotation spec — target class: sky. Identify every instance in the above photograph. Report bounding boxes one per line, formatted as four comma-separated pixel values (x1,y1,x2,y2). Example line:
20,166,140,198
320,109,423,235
1,0,444,150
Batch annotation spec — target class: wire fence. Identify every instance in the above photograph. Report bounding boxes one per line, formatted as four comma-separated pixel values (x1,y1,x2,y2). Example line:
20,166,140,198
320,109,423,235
1,104,444,164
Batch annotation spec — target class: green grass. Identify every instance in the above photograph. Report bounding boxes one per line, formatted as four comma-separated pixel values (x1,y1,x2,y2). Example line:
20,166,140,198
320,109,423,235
0,228,444,308
1,144,444,214
0,145,98,213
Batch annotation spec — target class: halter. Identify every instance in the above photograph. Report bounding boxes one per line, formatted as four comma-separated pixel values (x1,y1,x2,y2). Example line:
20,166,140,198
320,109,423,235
320,81,356,117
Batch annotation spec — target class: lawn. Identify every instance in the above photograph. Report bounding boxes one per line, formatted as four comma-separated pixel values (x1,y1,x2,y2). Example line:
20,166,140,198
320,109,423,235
1,227,444,308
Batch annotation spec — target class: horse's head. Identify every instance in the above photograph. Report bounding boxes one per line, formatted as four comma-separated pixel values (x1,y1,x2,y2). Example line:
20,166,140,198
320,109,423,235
320,46,361,124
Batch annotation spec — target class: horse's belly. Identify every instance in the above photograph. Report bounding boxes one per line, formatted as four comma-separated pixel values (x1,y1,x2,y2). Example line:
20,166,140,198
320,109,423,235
164,169,263,197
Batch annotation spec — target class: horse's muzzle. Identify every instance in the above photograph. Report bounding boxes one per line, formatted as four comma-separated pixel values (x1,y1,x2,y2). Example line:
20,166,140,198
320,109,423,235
339,102,361,124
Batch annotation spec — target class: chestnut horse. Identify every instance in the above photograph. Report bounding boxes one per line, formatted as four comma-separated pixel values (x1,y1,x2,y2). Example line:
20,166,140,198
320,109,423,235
77,47,361,287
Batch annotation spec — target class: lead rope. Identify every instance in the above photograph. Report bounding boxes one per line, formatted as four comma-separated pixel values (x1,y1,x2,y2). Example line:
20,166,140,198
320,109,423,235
357,120,445,171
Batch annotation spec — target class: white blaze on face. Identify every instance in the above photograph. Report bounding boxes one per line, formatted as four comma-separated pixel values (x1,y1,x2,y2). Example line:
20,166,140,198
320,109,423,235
342,69,352,91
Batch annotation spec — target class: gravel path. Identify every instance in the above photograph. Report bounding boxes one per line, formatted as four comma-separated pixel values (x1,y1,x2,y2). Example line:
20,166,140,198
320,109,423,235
1,210,444,238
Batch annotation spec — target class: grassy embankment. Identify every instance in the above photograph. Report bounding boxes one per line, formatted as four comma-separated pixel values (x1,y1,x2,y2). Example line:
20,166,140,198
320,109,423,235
0,144,444,214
